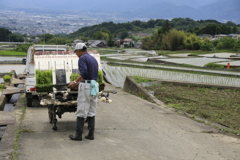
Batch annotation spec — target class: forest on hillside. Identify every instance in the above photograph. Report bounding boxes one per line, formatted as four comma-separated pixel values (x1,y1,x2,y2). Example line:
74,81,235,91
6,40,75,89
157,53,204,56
68,18,240,40
1,18,240,51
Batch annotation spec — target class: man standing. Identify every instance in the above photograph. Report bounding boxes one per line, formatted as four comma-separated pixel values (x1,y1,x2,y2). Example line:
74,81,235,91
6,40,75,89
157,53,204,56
68,43,98,141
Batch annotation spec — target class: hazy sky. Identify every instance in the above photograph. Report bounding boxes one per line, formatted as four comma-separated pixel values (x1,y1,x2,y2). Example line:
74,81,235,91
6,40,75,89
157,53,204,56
1,0,219,9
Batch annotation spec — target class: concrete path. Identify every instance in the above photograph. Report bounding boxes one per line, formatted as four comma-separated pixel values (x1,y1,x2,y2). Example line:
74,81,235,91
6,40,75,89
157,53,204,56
6,85,240,160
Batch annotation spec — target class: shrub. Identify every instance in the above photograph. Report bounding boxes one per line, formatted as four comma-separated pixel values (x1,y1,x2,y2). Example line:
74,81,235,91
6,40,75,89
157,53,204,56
3,75,11,83
201,42,214,51
216,37,235,50
204,62,224,69
162,29,185,51
211,39,220,47
14,44,32,52
184,33,202,50
233,39,240,51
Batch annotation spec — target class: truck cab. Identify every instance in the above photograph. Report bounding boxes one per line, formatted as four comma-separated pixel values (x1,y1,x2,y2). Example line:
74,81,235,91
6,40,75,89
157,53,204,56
25,45,102,107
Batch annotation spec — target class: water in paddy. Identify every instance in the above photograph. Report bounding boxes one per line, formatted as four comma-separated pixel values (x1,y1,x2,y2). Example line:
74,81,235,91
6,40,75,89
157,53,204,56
0,64,25,74
103,63,240,88
0,56,25,61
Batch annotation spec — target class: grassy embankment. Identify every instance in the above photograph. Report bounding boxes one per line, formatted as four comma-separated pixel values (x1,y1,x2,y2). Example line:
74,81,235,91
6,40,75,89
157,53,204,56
134,76,240,135
0,50,26,56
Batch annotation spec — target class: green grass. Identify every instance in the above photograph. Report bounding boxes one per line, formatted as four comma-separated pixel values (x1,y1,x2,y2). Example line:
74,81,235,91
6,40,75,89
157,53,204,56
0,50,26,56
11,98,27,160
145,83,240,134
0,43,12,45
133,76,155,83
204,62,225,69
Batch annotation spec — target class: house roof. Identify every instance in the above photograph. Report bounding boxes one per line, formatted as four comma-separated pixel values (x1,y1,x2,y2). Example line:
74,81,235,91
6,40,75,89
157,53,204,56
73,39,83,43
87,40,107,47
87,40,107,44
91,40,103,47
123,38,132,42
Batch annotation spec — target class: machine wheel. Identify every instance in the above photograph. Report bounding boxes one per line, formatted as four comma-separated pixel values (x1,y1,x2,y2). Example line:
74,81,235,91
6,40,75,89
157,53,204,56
52,126,57,131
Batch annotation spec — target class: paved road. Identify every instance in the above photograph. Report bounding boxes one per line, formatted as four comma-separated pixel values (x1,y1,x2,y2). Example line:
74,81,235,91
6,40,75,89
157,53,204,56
15,85,240,160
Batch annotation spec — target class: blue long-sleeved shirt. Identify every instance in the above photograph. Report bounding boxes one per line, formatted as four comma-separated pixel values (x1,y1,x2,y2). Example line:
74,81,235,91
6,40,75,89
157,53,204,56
78,53,98,80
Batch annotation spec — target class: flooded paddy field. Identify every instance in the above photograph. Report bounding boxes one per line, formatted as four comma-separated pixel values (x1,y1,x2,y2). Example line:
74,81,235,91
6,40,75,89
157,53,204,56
0,56,25,61
0,64,25,74
198,53,237,58
100,50,240,88
103,63,240,88
217,60,240,67
109,62,240,76
167,53,192,57
154,57,232,67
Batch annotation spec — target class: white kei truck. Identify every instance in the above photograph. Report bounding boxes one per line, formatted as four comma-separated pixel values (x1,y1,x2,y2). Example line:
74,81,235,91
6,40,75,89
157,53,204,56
25,45,104,130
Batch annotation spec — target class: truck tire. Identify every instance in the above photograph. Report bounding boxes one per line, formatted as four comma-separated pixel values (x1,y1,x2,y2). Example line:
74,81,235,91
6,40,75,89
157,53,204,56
26,93,33,107
26,97,32,107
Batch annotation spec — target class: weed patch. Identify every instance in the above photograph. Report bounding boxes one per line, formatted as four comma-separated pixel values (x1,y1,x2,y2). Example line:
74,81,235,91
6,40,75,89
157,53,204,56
145,84,240,133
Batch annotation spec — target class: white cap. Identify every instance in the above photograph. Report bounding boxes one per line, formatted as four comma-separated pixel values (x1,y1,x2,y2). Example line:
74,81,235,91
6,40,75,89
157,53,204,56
74,43,87,52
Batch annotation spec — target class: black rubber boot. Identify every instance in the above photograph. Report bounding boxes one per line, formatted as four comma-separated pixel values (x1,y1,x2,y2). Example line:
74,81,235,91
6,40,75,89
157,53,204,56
85,116,95,140
69,117,84,141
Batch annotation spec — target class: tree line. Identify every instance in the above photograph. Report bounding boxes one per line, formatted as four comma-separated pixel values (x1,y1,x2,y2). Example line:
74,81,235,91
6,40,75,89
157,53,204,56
0,18,239,51
68,18,239,40
141,27,240,51
0,28,24,42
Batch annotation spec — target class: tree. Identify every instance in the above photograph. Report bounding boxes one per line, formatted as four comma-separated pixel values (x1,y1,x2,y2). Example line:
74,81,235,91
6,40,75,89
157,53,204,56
41,34,54,43
226,21,236,27
92,30,111,40
120,31,129,39
0,28,12,41
161,20,171,34
162,29,185,51
147,19,156,28
48,37,70,45
200,23,220,35
184,33,202,50
233,39,240,51
14,44,32,52
232,26,238,33
132,20,142,27
9,34,24,42
216,37,235,50
200,38,214,51
140,22,147,28
155,19,165,26
107,33,114,47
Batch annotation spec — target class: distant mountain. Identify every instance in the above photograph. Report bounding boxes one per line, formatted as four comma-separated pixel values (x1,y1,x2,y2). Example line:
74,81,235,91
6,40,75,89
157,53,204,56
113,0,240,23
0,0,239,23
0,0,218,10
199,0,240,23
